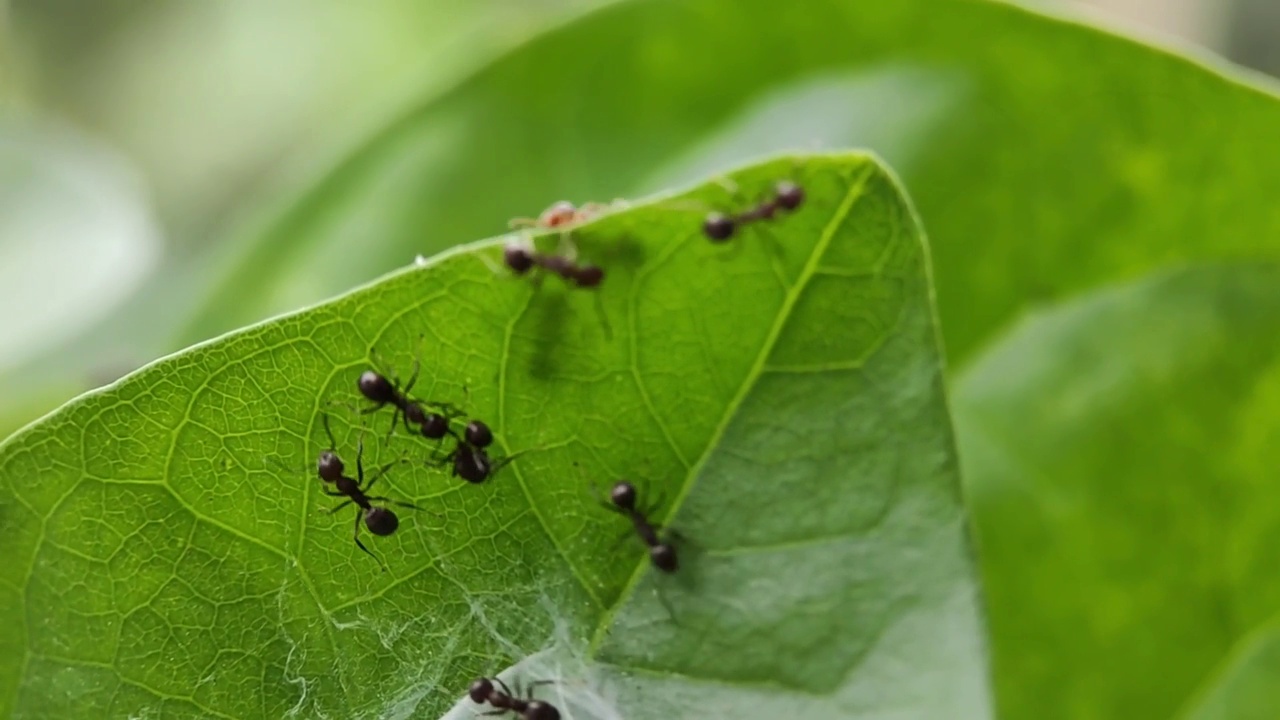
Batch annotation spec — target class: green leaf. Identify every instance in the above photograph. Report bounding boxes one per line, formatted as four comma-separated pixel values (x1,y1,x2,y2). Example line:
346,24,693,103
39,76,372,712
0,153,987,719
1182,614,1280,720
181,0,1280,375
954,262,1280,720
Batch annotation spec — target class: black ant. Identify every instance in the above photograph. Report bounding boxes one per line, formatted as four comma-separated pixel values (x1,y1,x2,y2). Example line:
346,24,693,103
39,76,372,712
316,414,418,570
503,242,605,289
356,353,462,437
603,480,679,573
357,362,426,435
429,418,515,484
702,180,805,242
468,677,559,720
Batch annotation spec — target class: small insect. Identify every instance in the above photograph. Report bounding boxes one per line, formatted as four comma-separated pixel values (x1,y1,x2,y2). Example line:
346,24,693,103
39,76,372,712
702,179,805,243
604,480,679,573
468,677,560,720
316,414,418,570
356,350,464,438
503,243,605,289
357,364,427,435
440,419,516,484
508,200,612,231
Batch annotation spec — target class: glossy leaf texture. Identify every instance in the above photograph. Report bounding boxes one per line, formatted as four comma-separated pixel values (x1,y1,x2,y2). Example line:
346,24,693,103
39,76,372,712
0,154,988,719
954,262,1280,720
182,0,1280,373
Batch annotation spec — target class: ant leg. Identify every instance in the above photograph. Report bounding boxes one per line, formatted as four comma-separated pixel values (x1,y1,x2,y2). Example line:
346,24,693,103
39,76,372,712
326,499,354,514
403,338,422,395
713,174,741,198
431,401,467,419
525,679,555,699
384,407,404,441
554,229,579,261
493,677,514,698
486,451,522,477
322,489,345,498
527,679,555,689
588,483,628,518
476,249,507,276
666,527,702,552
355,435,366,486
321,413,339,451
578,200,614,216
352,512,387,572
367,496,421,511
363,460,403,493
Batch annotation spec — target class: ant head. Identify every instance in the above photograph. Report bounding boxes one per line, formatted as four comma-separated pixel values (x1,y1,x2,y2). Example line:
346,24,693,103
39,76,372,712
526,701,561,720
454,447,492,484
775,180,804,211
465,420,493,448
702,212,735,242
468,678,494,704
610,481,637,511
504,243,536,275
539,200,577,228
358,370,396,403
572,264,605,288
651,543,679,573
317,451,344,482
421,414,449,440
364,507,399,536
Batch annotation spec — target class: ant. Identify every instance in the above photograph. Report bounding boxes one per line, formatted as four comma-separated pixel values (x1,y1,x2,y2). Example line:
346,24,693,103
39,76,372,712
503,242,605,289
508,199,612,231
356,352,462,437
468,677,560,720
603,480,679,573
428,418,515,484
357,363,426,435
316,414,418,570
702,179,805,243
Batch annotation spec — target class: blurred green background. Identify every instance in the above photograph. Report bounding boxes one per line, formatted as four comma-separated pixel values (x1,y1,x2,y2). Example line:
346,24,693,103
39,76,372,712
0,0,1275,439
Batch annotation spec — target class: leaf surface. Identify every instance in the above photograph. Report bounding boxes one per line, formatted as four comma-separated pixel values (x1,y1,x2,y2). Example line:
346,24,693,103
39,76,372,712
0,154,987,719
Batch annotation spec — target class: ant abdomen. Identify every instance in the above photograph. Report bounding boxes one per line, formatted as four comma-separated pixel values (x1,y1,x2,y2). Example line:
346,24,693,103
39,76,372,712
364,507,399,536
454,447,492,484
650,543,678,573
